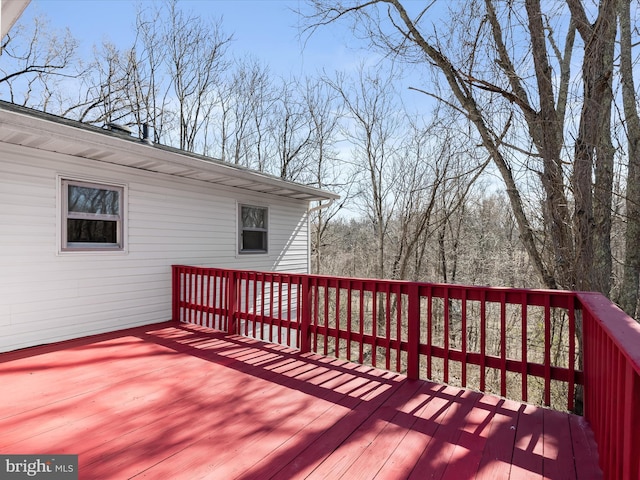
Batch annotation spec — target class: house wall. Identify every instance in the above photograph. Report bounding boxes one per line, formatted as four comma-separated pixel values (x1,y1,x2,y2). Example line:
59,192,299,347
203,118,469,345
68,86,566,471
0,141,310,352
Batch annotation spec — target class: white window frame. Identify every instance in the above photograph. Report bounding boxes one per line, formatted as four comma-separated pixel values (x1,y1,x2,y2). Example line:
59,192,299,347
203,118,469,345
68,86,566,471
238,203,269,254
59,177,127,253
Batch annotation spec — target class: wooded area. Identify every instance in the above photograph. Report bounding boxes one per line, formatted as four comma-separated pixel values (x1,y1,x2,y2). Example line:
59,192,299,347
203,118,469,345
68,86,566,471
1,0,638,321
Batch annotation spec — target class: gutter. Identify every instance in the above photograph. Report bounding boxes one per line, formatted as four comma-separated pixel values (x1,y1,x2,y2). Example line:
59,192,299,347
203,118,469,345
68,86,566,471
308,198,335,214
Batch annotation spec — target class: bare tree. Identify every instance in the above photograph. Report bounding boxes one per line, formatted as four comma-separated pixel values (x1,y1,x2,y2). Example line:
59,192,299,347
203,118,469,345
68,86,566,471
57,1,231,148
163,0,231,152
127,5,172,143
0,15,80,109
389,113,488,282
304,77,350,274
270,78,316,181
221,56,274,169
566,0,617,293
326,66,402,280
65,42,134,125
302,0,627,301
617,0,640,318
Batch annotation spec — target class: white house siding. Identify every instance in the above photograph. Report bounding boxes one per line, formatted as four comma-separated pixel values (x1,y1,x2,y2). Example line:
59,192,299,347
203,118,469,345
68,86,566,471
0,141,311,352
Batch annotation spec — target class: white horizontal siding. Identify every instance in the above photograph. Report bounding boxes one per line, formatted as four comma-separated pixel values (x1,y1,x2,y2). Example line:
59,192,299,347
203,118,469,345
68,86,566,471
0,142,310,352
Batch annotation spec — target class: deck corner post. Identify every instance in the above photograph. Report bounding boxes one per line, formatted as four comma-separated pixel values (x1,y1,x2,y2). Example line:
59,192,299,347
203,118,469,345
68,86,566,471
171,265,180,323
407,283,420,380
300,275,312,353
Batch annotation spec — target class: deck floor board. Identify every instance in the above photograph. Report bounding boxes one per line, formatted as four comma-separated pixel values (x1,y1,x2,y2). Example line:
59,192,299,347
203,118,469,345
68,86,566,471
0,322,601,479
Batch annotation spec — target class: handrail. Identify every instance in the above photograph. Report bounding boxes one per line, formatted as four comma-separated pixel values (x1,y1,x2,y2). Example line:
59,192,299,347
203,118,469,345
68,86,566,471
578,292,640,479
171,266,580,408
172,265,640,478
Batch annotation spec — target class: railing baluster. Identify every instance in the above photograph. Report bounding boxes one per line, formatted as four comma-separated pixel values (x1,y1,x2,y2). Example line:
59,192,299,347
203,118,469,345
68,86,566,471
241,272,248,337
406,283,419,380
269,274,274,343
605,335,614,476
500,292,507,398
479,289,486,392
222,270,226,329
189,267,194,322
521,292,528,403
593,319,603,446
259,275,265,339
604,335,613,476
444,287,450,385
195,270,201,326
323,280,329,356
286,278,292,347
183,267,189,323
334,282,340,358
204,271,210,328
372,283,377,368
192,268,197,325
461,288,467,388
201,269,205,324
568,299,576,412
623,362,640,479
252,272,257,337
347,281,353,362
313,278,319,353
395,286,402,373
222,271,228,331
212,271,217,328
300,275,311,353
426,285,433,380
211,270,216,328
544,295,551,407
385,283,392,371
358,281,364,364
277,276,283,344
614,349,624,478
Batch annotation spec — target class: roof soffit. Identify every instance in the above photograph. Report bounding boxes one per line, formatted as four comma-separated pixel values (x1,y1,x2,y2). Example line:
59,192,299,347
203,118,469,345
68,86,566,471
0,103,339,203
1,0,31,38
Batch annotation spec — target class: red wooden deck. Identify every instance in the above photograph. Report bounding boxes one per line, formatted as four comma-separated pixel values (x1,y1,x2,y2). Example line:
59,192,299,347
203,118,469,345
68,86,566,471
0,322,601,479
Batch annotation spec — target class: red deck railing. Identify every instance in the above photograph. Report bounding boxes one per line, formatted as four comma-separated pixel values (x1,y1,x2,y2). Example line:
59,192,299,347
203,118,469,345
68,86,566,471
578,292,640,479
171,265,640,479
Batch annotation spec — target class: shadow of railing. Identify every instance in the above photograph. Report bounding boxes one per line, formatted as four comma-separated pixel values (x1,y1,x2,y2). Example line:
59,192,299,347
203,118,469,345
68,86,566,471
172,265,640,478
135,322,599,479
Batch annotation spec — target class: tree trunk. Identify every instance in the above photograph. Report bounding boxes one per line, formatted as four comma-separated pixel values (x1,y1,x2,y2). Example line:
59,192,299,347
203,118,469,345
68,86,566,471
523,0,576,289
618,0,640,319
568,0,616,293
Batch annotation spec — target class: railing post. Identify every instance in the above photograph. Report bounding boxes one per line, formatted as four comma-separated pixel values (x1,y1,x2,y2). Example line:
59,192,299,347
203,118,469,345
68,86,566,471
172,265,180,322
300,275,312,353
227,270,238,334
407,283,420,380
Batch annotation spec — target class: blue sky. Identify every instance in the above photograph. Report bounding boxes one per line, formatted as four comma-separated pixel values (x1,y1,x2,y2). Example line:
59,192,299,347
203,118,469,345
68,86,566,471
15,0,449,117
23,0,363,79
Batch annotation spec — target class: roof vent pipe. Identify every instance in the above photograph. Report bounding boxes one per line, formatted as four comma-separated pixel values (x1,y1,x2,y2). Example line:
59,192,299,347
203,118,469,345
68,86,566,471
142,123,153,145
105,123,133,135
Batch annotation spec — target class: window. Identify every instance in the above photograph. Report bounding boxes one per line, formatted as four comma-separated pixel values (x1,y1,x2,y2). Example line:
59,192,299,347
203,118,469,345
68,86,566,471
239,204,268,253
61,179,124,251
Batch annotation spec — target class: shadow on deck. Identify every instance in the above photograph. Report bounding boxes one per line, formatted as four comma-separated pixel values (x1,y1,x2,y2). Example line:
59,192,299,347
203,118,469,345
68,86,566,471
0,322,601,479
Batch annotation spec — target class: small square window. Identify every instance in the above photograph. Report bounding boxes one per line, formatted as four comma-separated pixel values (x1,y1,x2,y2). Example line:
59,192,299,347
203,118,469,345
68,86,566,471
61,179,124,251
239,204,268,253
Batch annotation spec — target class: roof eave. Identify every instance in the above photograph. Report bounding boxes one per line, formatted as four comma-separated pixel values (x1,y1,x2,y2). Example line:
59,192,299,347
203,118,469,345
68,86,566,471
0,102,339,203
1,0,31,38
